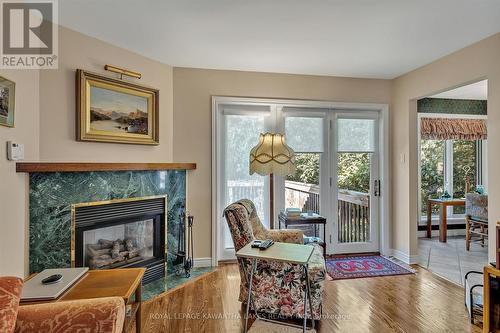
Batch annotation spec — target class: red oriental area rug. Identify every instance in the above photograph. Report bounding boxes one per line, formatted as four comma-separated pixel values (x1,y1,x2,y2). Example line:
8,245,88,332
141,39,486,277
325,255,415,280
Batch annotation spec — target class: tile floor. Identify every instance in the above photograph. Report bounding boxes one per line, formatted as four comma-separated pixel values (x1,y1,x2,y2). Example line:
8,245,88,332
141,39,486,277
418,236,488,286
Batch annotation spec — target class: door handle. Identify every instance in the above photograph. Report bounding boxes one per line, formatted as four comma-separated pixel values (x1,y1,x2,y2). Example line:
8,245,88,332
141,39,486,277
374,180,381,197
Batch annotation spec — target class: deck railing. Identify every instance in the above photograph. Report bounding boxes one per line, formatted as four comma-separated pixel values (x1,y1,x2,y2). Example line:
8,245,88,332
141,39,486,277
284,181,320,214
337,190,370,243
285,180,370,243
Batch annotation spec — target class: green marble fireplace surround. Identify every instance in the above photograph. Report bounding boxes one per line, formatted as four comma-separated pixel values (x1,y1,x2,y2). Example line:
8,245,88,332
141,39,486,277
29,170,186,274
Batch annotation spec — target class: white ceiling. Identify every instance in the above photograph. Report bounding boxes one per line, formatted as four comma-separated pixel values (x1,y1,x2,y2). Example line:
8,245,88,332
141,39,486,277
59,0,500,79
429,80,488,100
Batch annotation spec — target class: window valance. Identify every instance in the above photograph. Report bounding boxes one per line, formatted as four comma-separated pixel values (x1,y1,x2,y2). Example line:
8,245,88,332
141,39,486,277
420,117,487,140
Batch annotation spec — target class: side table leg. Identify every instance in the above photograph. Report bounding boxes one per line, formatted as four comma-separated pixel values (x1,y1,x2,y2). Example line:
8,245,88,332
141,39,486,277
323,225,327,257
305,265,314,330
135,280,142,333
302,266,308,333
440,204,448,243
244,259,257,333
427,201,432,238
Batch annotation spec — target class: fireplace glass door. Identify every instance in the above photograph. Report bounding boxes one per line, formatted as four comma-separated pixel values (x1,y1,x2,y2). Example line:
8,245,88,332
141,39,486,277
83,218,155,269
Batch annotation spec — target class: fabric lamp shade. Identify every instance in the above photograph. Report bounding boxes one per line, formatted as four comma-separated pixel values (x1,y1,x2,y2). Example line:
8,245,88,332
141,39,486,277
249,133,296,176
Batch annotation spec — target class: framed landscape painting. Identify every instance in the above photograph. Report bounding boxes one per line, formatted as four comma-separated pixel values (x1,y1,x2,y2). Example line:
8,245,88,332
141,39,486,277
76,69,159,145
0,76,15,128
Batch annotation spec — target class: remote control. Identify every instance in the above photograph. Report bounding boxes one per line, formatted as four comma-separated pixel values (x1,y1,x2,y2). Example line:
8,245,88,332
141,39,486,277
258,239,274,250
41,274,63,285
251,240,262,248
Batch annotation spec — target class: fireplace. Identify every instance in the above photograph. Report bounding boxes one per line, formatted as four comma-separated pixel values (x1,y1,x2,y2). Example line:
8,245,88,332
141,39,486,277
71,195,167,284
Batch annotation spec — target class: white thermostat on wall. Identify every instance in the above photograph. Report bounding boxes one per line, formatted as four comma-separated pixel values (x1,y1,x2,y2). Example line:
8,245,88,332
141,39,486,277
7,141,24,161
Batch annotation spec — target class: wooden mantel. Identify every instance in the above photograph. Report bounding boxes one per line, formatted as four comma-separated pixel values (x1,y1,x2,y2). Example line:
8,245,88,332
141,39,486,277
16,162,196,173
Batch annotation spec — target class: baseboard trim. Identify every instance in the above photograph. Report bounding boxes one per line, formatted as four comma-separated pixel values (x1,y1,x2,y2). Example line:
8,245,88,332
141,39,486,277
193,257,213,268
417,229,466,238
390,249,419,265
417,224,465,231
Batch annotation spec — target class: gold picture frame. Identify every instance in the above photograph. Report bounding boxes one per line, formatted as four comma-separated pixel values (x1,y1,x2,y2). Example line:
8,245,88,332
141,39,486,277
0,75,15,128
76,69,159,145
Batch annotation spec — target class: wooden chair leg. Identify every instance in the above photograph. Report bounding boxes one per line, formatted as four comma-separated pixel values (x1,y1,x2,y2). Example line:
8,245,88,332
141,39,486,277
465,217,471,251
480,224,485,247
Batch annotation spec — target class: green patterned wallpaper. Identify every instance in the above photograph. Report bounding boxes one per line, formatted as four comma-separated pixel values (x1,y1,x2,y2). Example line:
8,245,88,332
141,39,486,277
417,98,487,115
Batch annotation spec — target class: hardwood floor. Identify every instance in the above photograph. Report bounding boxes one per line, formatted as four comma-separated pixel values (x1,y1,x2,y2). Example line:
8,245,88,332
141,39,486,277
134,264,481,333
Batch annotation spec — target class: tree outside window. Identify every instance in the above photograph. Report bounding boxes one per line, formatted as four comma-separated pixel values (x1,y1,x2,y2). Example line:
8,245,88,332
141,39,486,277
286,152,370,193
420,139,479,219
452,140,476,214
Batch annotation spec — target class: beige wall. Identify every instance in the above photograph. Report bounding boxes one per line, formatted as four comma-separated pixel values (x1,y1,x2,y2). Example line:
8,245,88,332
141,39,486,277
3,25,499,275
391,32,500,261
0,26,174,276
39,27,174,162
0,70,39,276
173,68,392,259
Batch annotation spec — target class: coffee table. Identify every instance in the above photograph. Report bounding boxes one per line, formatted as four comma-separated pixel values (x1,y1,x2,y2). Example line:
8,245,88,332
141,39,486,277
22,268,145,333
236,242,315,333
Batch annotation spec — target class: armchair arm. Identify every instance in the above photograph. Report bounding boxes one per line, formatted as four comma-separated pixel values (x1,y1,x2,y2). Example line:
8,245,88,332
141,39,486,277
15,297,125,333
265,228,304,244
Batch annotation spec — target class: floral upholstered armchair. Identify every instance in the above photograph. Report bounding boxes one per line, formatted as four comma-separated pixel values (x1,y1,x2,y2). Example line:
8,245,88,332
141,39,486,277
0,276,125,333
224,199,326,320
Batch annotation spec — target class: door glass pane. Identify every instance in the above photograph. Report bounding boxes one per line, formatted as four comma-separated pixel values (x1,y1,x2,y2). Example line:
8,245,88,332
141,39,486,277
285,117,324,153
420,140,445,219
337,152,371,243
285,153,321,238
452,140,476,214
338,118,375,152
284,116,323,237
336,117,375,244
223,114,269,249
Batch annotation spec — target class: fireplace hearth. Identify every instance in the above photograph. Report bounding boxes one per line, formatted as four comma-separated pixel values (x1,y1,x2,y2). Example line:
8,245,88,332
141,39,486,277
72,195,167,284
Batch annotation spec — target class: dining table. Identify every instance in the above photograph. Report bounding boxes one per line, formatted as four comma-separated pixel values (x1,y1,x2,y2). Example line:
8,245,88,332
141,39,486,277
426,198,465,242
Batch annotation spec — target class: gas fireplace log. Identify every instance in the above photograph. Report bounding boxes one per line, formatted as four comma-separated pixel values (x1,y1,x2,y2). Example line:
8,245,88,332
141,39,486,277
112,241,120,259
88,251,143,269
87,239,140,268
95,254,112,260
86,246,112,258
97,239,133,251
86,246,133,258
98,239,117,248
128,249,139,258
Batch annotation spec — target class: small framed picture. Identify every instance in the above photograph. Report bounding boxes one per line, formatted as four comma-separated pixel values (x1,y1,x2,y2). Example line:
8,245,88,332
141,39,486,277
76,69,159,145
0,76,15,128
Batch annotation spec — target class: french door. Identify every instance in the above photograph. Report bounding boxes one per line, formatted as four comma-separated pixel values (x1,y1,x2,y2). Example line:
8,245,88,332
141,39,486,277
214,97,385,263
330,113,380,254
217,104,273,261
282,110,380,254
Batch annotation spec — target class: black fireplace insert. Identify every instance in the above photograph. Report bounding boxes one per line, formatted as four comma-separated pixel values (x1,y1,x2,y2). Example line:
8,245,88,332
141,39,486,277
72,196,166,284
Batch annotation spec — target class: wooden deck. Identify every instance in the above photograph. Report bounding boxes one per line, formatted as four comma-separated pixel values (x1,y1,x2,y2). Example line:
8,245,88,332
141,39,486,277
132,263,480,333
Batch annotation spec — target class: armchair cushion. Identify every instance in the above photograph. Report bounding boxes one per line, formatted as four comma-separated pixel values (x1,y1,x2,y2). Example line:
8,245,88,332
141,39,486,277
262,229,304,244
0,277,23,333
237,199,305,244
15,297,125,333
466,193,488,221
